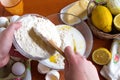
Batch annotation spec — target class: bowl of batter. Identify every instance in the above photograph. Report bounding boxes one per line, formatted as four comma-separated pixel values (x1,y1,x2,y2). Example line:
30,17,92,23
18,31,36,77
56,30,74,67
39,13,93,70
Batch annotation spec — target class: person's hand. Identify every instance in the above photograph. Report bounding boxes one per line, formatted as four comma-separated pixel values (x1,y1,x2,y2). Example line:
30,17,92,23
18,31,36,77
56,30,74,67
0,22,21,68
64,46,100,80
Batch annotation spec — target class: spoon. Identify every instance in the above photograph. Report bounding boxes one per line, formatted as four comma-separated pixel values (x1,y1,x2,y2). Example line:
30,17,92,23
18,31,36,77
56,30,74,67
33,27,65,58
46,40,65,57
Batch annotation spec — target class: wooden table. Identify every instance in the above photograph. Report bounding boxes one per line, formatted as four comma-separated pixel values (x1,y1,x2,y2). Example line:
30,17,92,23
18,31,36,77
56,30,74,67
0,0,113,80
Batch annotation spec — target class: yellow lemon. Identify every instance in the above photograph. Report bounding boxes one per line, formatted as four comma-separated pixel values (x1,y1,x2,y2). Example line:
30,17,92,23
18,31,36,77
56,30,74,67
114,14,120,31
91,5,113,32
92,48,112,65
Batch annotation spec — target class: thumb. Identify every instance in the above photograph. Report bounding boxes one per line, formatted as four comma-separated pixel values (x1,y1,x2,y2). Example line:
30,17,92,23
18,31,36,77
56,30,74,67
64,46,75,63
7,22,21,31
2,22,21,39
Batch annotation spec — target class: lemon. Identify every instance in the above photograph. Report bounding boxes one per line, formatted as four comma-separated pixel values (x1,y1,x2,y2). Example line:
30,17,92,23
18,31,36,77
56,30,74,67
91,5,113,32
92,48,112,65
114,14,120,31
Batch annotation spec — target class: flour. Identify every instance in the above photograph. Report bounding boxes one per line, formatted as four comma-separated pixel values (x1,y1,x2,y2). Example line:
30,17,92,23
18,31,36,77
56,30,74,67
33,19,61,47
14,14,86,69
14,15,61,59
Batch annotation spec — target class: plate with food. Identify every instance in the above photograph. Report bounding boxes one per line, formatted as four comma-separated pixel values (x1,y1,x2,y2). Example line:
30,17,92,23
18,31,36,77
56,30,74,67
60,0,90,21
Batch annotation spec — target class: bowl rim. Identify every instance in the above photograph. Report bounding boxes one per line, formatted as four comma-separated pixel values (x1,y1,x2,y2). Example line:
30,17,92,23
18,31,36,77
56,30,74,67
39,13,93,69
47,13,93,58
13,13,51,60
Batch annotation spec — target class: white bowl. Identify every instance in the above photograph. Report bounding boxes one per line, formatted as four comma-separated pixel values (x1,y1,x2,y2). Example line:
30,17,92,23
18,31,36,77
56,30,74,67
13,14,53,60
39,13,93,70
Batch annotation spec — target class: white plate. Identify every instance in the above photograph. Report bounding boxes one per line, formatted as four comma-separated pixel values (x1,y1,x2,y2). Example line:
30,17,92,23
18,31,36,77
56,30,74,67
60,1,88,21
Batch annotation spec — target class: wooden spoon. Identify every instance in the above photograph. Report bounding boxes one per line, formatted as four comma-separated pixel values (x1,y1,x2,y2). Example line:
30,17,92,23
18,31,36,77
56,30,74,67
33,27,65,57
47,40,65,57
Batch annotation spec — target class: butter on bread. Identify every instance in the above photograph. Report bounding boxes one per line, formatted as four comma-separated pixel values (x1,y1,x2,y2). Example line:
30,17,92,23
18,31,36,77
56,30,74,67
64,0,89,23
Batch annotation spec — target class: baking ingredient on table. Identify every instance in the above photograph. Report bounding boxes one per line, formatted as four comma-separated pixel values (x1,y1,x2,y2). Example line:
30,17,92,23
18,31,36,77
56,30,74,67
91,5,112,32
0,17,9,27
113,14,120,31
0,15,20,28
107,0,120,15
12,62,25,76
40,24,86,69
64,0,89,22
37,63,51,74
92,48,112,65
14,15,61,59
45,70,60,80
10,15,20,23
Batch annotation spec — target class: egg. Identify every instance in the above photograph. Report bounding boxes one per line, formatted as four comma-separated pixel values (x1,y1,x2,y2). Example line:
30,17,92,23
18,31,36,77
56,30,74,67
12,62,25,76
37,63,51,74
45,70,60,80
10,15,20,23
0,17,9,27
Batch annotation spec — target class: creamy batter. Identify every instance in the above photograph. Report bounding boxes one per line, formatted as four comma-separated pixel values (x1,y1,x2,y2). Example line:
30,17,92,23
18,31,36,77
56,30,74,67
40,24,86,69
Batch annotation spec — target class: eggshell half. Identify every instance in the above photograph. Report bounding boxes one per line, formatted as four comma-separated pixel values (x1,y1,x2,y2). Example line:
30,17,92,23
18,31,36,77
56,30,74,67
37,63,51,74
45,70,60,80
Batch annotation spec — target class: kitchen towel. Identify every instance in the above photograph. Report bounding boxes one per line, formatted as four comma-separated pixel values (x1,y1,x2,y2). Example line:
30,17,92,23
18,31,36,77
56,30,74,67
100,39,120,80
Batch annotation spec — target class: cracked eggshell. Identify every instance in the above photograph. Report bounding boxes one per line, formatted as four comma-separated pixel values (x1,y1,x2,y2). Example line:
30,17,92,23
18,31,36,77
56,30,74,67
0,17,9,27
37,63,51,74
10,15,20,23
45,70,60,80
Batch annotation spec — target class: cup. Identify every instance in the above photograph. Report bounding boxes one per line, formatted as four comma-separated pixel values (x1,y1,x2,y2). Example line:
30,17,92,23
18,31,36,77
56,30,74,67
0,0,24,15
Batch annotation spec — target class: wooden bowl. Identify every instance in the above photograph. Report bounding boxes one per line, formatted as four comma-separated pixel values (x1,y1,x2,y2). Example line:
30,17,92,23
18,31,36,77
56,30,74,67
87,0,120,39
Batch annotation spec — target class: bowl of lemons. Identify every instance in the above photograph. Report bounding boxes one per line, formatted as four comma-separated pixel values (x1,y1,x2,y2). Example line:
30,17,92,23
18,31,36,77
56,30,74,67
87,0,120,39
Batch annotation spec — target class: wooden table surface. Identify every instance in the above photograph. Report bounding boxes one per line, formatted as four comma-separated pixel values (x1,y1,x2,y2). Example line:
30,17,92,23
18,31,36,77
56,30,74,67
0,0,113,80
